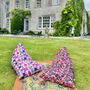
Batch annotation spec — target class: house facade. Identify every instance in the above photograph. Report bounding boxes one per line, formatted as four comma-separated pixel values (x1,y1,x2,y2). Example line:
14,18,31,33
0,1,3,29
0,0,67,34
87,11,90,34
81,9,88,36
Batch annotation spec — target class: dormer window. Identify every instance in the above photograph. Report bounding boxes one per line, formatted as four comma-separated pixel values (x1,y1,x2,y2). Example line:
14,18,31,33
52,0,58,5
25,0,30,8
15,0,20,8
37,0,41,8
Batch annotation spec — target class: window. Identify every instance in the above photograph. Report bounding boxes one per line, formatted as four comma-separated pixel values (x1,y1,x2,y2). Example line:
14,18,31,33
43,16,50,28
6,18,10,29
52,0,58,5
25,0,30,8
51,16,54,27
15,0,20,8
38,16,54,29
6,12,10,17
37,0,41,8
25,20,29,31
38,17,42,28
6,2,9,12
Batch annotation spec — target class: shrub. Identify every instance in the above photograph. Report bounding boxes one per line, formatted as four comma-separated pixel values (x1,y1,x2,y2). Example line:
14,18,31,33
25,31,42,36
53,21,60,36
25,31,36,35
0,28,9,34
11,15,23,34
11,9,31,34
53,0,84,36
37,31,42,36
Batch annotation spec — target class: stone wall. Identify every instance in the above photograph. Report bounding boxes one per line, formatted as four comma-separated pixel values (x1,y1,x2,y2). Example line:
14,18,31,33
0,0,67,34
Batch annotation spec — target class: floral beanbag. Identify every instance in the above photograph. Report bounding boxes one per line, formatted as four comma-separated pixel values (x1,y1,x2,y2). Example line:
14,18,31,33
40,47,75,88
11,43,43,79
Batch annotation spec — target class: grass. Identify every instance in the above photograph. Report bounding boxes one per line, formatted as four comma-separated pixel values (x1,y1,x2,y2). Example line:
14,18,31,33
0,37,90,90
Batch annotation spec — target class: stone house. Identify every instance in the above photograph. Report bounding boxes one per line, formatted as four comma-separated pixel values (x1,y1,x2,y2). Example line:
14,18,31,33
0,0,67,34
0,0,89,36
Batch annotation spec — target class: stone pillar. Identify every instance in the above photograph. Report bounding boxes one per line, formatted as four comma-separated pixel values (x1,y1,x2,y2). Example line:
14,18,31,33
84,22,88,35
24,18,29,32
81,23,84,36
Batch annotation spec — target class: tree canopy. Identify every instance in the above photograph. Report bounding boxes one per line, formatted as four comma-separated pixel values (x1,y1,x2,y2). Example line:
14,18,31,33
54,0,84,36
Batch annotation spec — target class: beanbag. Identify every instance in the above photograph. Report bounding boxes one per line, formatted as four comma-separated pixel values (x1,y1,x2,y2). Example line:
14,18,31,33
11,43,43,79
40,47,75,88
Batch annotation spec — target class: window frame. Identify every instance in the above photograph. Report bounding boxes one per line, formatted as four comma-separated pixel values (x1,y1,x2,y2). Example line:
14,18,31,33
52,0,58,6
37,0,41,8
15,0,20,8
38,15,54,29
5,2,10,13
43,16,50,28
25,0,30,8
25,19,29,31
6,18,10,29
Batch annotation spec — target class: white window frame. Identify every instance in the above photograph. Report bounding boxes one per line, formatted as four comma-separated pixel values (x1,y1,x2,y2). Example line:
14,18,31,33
43,16,50,28
24,19,29,32
37,0,41,8
52,0,58,6
25,0,30,8
26,20,29,31
15,0,20,8
5,2,10,13
38,17,42,28
38,16,54,29
6,18,10,29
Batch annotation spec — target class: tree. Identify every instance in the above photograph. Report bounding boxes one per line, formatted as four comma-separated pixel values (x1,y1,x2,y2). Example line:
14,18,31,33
53,0,84,36
11,9,31,34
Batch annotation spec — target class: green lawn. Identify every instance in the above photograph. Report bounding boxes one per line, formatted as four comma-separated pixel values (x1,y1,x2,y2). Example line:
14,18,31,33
0,37,90,90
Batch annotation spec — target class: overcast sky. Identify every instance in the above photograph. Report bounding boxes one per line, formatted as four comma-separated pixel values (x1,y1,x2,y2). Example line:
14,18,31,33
84,0,90,11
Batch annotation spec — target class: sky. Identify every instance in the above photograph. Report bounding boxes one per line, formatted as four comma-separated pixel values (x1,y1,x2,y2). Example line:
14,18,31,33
84,0,90,11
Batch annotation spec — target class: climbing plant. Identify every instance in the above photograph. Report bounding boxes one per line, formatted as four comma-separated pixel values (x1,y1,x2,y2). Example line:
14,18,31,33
87,12,90,34
53,0,84,36
11,9,31,34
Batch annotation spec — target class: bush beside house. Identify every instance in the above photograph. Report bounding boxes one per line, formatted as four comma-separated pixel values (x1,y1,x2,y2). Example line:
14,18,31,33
0,28,9,34
53,0,84,36
24,31,42,36
11,9,31,35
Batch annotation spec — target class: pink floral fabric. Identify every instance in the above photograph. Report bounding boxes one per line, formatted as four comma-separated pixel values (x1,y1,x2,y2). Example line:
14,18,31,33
11,43,43,79
40,47,75,88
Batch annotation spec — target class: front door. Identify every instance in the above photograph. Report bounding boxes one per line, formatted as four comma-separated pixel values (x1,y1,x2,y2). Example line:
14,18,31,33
24,19,29,32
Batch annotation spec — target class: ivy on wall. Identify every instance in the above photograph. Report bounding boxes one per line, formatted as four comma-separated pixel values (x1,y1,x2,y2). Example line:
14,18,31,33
11,9,31,34
53,0,84,36
87,13,90,34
